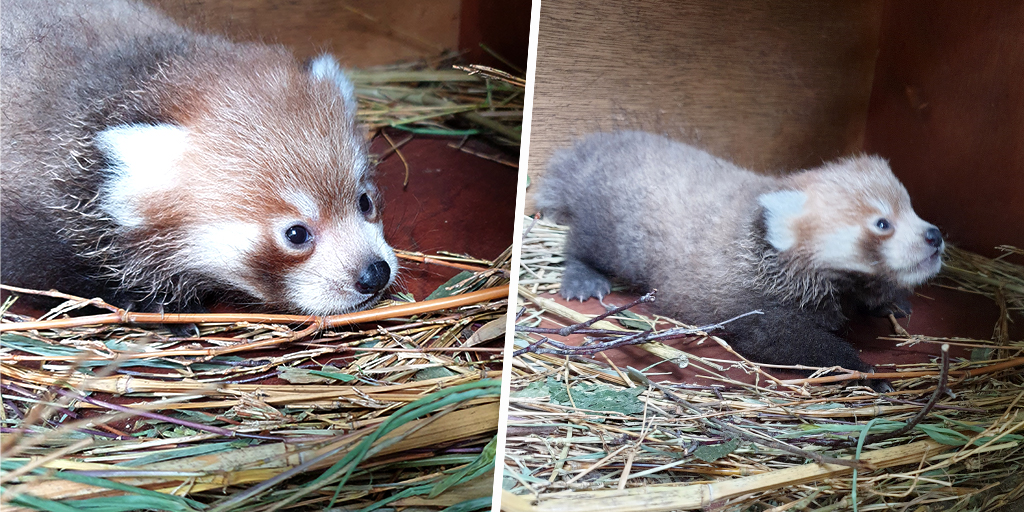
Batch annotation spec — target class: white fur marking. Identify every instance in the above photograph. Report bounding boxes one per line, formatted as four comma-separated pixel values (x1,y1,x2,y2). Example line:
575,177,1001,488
284,190,320,221
190,221,263,297
870,198,892,217
95,124,188,228
817,225,873,273
309,54,358,118
758,190,807,252
284,218,397,315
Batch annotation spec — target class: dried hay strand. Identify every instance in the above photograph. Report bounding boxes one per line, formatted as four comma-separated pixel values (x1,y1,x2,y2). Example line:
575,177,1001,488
504,215,1024,512
1,246,509,512
351,58,525,148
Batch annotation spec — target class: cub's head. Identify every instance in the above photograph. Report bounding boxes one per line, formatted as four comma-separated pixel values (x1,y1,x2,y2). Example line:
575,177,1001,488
94,51,397,315
758,156,943,288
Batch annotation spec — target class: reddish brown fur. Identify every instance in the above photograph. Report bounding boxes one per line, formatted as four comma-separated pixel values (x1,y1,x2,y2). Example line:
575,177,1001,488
2,0,396,317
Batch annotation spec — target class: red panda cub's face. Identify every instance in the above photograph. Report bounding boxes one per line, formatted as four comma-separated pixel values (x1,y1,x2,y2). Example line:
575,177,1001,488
759,156,944,288
94,54,397,314
260,178,396,315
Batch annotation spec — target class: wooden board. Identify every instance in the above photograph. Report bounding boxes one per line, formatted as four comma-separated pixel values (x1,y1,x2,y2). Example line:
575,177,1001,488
864,1,1024,257
150,0,461,66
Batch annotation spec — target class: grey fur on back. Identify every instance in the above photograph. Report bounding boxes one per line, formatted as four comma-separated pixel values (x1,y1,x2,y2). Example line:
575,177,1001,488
2,1,191,179
2,0,190,300
1,1,293,308
535,131,777,320
5,1,213,297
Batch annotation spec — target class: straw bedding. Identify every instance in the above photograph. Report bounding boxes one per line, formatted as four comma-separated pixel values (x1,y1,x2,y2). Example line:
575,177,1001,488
504,216,1023,512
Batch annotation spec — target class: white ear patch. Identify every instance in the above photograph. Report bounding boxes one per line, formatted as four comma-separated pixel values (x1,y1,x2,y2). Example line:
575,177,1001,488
94,124,189,228
309,54,358,118
758,190,807,252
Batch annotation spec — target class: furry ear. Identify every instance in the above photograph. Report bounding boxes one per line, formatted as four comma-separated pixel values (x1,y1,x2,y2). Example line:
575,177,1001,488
308,54,358,118
94,123,189,228
758,190,806,252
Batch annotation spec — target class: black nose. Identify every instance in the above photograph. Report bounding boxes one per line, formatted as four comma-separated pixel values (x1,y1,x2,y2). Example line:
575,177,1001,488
924,227,943,248
355,260,391,295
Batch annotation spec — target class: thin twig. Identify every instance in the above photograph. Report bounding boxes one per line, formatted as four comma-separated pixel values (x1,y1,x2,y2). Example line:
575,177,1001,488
380,129,412,188
844,344,951,447
513,309,762,357
558,291,657,336
704,335,807,393
780,355,1024,385
395,250,498,273
888,313,911,337
376,133,414,160
0,285,510,332
518,326,660,336
522,212,540,239
628,368,866,469
51,388,283,441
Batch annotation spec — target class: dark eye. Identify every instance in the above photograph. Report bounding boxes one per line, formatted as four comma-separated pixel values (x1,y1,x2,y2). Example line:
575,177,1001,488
875,218,891,231
358,193,373,214
285,224,311,245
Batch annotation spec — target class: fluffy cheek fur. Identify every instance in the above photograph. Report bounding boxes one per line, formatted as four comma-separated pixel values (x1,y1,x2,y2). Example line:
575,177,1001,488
813,225,874,274
880,214,944,287
277,219,397,315
801,216,942,287
188,221,265,297
760,190,875,274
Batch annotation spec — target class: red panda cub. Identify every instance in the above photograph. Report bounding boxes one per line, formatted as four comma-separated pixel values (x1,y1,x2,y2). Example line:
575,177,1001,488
535,131,945,391
1,0,397,320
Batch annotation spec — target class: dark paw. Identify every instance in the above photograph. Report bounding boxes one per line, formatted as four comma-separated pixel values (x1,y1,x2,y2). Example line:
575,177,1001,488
889,293,913,318
121,294,207,338
867,378,894,393
560,259,611,302
166,322,202,338
864,294,913,318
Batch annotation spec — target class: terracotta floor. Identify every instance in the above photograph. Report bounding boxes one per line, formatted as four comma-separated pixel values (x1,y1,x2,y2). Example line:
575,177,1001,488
371,131,519,300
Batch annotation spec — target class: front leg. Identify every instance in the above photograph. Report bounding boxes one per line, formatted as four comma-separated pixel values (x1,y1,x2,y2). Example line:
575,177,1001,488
108,290,208,337
860,290,913,318
724,304,892,392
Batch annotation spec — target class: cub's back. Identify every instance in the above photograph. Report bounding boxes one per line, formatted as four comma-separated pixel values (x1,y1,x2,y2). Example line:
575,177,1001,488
1,0,191,191
536,131,776,291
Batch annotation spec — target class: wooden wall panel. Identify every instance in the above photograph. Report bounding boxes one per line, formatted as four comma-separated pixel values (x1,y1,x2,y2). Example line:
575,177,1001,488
149,0,461,66
525,0,884,211
459,0,532,73
864,1,1024,257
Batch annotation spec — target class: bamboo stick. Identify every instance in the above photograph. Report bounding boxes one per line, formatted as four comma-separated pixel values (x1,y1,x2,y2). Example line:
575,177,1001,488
0,285,510,332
